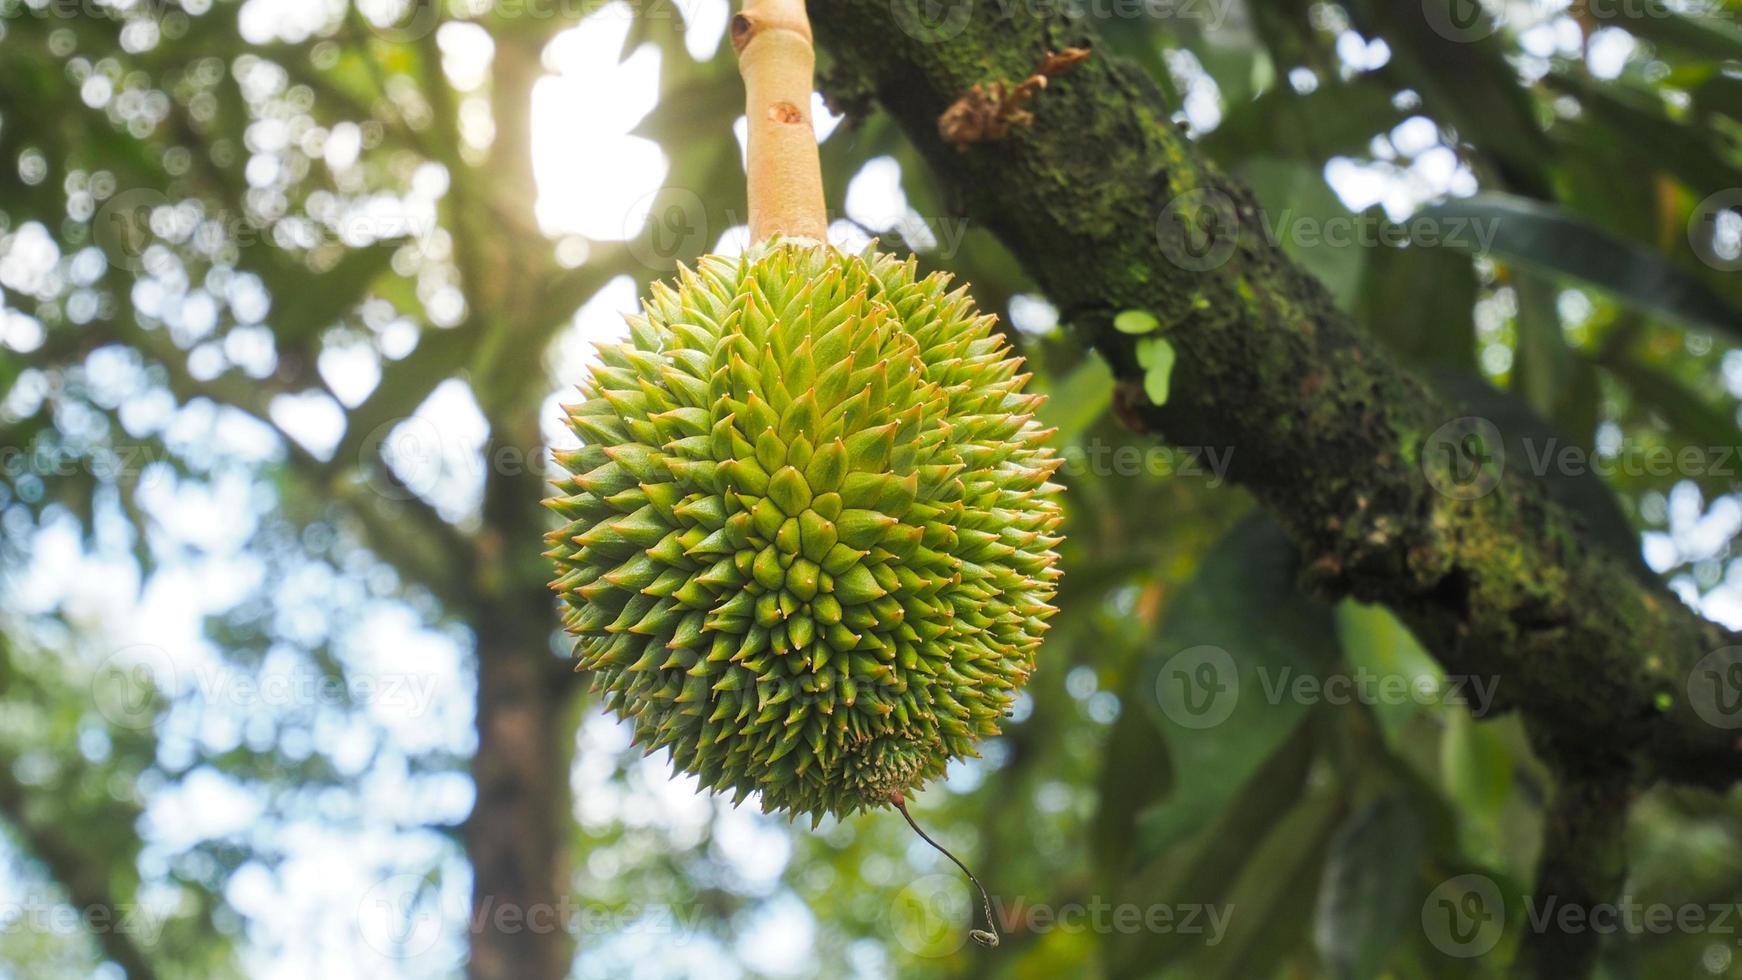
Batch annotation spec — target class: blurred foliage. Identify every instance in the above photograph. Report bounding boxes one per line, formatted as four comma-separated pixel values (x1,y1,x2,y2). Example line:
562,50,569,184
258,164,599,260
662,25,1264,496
1,0,1742,978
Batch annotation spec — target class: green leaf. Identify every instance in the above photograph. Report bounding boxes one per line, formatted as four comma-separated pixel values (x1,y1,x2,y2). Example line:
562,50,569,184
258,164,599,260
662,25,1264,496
1441,709,1516,835
1417,193,1742,340
1313,796,1426,980
1103,729,1318,975
1511,272,1600,442
1353,0,1554,199
1588,0,1742,63
1695,72,1742,124
1547,71,1742,198
1114,308,1161,334
1093,678,1178,878
1035,356,1112,446
1132,515,1341,862
1600,354,1742,453
1137,336,1177,406
1180,777,1346,980
1335,601,1441,745
1357,239,1477,374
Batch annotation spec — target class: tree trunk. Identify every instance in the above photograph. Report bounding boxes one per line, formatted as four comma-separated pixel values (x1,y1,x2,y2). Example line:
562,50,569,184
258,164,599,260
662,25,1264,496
465,439,576,980
466,606,573,980
463,31,579,979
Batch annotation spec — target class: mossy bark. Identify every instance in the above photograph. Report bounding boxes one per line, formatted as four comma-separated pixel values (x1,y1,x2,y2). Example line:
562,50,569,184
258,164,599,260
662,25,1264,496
808,5,1740,950
1516,772,1634,979
811,0,1738,791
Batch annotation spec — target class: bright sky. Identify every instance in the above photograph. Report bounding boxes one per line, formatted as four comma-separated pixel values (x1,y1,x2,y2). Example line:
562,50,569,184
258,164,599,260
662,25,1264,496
2,2,1740,978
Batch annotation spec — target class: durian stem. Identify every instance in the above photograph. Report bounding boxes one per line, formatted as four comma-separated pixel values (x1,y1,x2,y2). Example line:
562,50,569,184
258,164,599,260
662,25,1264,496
892,794,1000,949
731,0,827,244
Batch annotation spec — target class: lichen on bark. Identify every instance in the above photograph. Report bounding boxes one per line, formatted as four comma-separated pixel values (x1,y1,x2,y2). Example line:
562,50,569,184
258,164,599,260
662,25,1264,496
809,2,1741,794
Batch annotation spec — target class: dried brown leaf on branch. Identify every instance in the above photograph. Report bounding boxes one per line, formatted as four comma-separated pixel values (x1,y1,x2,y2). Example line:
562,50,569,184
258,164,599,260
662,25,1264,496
938,46,1091,150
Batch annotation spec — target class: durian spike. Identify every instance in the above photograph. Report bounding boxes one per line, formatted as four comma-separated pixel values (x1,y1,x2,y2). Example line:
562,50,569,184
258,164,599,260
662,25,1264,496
731,0,827,243
891,791,1000,949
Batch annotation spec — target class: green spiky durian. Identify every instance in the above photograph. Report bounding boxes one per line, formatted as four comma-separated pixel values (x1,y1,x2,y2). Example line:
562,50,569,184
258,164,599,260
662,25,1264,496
545,240,1063,821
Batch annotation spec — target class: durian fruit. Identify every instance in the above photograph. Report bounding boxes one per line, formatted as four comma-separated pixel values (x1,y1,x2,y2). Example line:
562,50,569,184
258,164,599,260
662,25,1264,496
546,241,1063,818
544,0,1062,947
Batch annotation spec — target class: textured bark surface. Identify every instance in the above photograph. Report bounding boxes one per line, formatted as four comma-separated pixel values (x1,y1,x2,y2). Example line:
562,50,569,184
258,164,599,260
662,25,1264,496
466,590,574,980
809,2,1741,790
466,443,574,980
462,34,579,980
1517,774,1634,979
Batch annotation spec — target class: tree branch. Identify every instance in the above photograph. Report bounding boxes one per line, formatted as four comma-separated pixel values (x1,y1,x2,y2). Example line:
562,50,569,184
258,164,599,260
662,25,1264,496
809,4,1741,788
0,759,160,980
1516,770,1635,979
104,318,476,607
